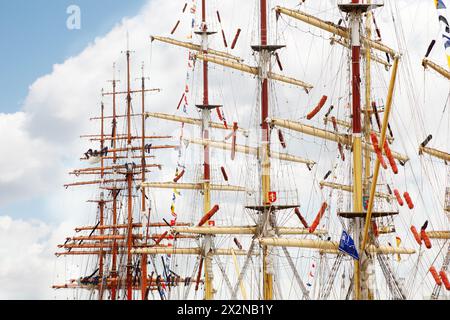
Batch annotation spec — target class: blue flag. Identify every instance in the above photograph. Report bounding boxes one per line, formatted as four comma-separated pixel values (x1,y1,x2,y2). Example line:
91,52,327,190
339,230,359,260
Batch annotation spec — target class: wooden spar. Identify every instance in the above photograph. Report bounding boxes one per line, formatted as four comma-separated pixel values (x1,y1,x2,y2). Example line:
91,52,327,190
86,199,114,203
361,56,400,257
102,88,160,96
52,284,163,291
270,118,409,162
56,250,127,257
64,178,142,188
419,146,450,162
141,182,246,192
274,6,397,57
59,243,132,249
72,164,161,173
70,170,152,176
422,58,450,80
258,238,416,255
67,235,144,241
100,155,155,160
172,226,327,235
319,181,394,201
88,136,172,141
146,112,249,135
131,247,256,256
273,119,349,143
173,226,258,235
330,36,391,69
150,35,242,62
59,241,125,248
185,138,316,165
55,275,197,285
53,276,201,290
426,231,450,239
71,170,153,176
52,284,160,291
323,116,394,143
82,133,170,138
106,145,177,153
89,113,143,120
75,222,191,232
195,53,313,91
59,242,175,249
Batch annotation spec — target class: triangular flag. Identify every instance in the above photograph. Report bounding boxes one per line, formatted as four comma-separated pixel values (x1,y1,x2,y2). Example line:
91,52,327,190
435,0,446,9
339,230,359,260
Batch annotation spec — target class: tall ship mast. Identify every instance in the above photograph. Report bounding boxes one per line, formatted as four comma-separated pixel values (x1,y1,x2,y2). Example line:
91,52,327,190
53,0,449,300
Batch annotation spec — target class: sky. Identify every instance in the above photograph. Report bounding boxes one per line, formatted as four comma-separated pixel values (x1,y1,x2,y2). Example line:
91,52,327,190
0,0,147,218
0,0,448,300
0,0,147,114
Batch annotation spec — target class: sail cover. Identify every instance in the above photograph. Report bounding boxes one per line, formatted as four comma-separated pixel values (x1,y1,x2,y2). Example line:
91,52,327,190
435,0,450,68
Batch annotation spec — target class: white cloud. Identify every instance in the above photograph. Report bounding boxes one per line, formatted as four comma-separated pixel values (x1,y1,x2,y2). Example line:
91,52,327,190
0,216,66,299
0,112,60,204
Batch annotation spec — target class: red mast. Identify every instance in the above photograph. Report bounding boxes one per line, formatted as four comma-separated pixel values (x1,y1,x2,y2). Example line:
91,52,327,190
126,51,132,146
98,102,105,300
112,65,118,164
125,50,134,300
202,0,210,186
351,0,361,136
259,0,274,300
338,0,380,301
260,0,269,167
350,0,362,301
198,0,215,300
140,64,148,300
110,188,119,300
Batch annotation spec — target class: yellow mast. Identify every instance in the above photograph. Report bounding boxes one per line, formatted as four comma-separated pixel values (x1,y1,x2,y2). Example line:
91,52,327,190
361,6,373,300
199,0,213,300
258,0,274,300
